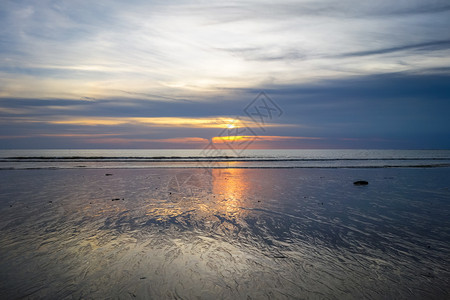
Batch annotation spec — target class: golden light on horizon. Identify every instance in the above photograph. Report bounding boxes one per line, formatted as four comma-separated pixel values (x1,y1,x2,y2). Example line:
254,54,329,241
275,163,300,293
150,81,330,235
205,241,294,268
212,135,323,144
212,135,248,143
8,115,294,132
48,116,240,128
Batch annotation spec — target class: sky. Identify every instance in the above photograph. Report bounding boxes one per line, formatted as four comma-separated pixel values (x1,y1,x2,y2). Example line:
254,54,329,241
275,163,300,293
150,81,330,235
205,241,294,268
0,0,449,149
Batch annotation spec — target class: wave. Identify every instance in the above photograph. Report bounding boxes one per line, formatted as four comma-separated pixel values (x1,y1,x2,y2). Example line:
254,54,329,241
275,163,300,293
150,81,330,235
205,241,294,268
2,163,449,170
3,156,450,162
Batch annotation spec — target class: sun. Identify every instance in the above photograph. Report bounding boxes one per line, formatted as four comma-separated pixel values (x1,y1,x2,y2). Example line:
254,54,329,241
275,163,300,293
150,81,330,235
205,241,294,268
225,118,239,129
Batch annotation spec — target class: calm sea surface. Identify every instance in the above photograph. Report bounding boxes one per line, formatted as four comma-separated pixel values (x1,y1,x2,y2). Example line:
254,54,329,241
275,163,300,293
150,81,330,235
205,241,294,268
0,150,449,299
1,149,449,169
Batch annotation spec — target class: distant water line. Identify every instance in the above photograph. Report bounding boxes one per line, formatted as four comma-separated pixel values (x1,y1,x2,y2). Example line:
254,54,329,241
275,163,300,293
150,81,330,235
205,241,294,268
1,149,449,169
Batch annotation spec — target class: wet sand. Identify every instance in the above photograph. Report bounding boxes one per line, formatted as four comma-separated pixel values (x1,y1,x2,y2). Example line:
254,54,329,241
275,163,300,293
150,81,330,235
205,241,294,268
0,168,449,299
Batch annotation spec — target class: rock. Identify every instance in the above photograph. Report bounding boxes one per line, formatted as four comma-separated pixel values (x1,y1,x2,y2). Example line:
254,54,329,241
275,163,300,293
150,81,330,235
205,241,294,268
105,173,113,176
111,198,121,201
353,180,368,186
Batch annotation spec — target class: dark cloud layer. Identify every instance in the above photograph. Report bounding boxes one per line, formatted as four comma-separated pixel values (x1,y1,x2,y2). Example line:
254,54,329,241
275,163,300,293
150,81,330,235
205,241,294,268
1,72,449,149
340,40,450,58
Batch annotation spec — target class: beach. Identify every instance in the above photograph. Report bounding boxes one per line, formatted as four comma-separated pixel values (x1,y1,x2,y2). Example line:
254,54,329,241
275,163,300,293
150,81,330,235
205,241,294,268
1,167,449,299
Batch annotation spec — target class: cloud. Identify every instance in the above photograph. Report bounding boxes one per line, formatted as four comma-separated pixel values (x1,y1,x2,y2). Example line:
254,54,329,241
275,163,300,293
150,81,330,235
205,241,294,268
47,117,238,128
212,135,322,143
216,47,306,62
83,137,208,145
339,40,450,57
1,0,450,100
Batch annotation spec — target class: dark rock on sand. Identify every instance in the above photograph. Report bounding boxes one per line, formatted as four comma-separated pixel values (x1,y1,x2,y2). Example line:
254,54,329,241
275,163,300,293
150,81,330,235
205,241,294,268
105,173,113,176
354,180,369,186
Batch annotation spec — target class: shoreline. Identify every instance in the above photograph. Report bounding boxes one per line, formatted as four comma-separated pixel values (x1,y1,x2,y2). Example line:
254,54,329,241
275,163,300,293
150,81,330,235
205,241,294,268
2,164,450,170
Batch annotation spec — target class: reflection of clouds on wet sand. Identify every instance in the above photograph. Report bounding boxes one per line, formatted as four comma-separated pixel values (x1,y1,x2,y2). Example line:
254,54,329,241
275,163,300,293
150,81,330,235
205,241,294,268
0,168,449,299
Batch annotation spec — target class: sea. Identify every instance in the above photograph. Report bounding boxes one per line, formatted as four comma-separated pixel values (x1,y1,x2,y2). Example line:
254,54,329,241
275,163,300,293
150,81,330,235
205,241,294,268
1,149,450,169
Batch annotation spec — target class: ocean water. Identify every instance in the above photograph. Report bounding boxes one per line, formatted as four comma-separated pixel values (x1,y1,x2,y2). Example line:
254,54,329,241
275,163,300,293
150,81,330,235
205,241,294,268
1,149,449,169
0,150,449,299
